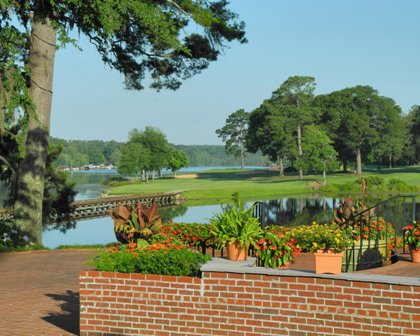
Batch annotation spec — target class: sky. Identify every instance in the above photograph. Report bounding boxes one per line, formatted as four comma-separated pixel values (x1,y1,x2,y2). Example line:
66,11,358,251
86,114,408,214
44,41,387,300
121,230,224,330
50,0,420,145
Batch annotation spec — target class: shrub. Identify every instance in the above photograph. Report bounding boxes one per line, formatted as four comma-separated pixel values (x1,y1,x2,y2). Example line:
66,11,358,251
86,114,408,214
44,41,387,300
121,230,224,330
0,218,31,250
357,176,385,189
94,243,211,276
387,178,416,192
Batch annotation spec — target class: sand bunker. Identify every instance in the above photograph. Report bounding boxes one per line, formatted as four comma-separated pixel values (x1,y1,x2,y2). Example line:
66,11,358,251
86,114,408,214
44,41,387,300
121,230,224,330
176,173,198,179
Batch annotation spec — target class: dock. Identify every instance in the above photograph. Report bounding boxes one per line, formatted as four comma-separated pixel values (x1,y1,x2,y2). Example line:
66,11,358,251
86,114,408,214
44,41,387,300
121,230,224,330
0,191,184,221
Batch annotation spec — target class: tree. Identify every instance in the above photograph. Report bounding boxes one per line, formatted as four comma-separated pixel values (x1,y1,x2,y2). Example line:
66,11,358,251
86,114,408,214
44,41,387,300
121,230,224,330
247,102,295,176
166,147,189,177
403,106,420,165
117,142,150,178
247,76,317,177
297,125,338,185
369,97,405,169
216,109,249,168
1,1,246,244
318,86,404,175
0,130,76,226
270,76,318,179
129,127,171,178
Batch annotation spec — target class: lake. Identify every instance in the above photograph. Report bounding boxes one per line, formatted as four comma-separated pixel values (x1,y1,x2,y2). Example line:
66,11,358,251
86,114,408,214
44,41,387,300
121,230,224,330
44,168,339,248
3,168,418,249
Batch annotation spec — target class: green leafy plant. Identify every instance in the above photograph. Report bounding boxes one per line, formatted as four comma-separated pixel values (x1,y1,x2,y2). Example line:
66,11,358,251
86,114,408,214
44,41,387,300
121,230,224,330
94,242,211,276
255,226,301,268
110,202,162,246
210,201,263,250
403,221,420,249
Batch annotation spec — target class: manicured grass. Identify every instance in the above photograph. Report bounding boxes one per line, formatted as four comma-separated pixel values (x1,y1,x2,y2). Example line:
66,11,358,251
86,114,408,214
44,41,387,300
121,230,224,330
107,166,420,205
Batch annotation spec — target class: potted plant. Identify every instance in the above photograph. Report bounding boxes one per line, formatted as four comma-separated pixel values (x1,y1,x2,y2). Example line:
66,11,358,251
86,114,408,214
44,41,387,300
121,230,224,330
309,222,352,274
110,201,162,247
255,226,301,268
210,201,263,261
403,221,420,263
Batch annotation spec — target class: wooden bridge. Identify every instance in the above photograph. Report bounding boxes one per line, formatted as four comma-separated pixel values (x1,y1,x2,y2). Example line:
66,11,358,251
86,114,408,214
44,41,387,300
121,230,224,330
0,191,185,221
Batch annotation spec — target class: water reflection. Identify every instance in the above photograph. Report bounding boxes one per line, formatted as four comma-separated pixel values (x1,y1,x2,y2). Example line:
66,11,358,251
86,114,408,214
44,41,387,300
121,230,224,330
69,170,117,200
261,198,340,227
41,198,339,249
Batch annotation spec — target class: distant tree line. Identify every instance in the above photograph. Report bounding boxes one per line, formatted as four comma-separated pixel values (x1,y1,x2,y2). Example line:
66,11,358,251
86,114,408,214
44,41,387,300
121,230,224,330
49,134,268,170
217,76,420,182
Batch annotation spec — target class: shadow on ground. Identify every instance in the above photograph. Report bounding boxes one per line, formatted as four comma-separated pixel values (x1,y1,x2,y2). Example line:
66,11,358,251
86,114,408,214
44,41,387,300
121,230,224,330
42,290,79,335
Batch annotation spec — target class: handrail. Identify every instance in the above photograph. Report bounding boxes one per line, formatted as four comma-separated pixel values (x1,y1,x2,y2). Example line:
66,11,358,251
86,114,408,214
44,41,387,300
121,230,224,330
341,194,418,271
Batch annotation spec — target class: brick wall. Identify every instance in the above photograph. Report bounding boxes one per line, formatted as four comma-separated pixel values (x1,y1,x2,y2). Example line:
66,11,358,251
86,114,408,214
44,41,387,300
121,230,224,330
79,269,420,336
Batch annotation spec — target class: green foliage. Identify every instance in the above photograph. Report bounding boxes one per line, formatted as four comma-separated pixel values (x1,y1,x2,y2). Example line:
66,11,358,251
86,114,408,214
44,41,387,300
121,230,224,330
174,144,267,166
247,76,318,167
111,202,162,245
255,226,301,268
49,138,268,168
210,200,263,249
94,244,211,276
42,144,77,220
319,176,418,194
386,178,416,192
0,133,76,222
166,147,189,175
297,125,338,182
129,127,171,172
356,176,384,188
216,109,249,167
402,106,420,165
0,218,29,250
403,221,420,249
2,0,246,246
117,142,150,178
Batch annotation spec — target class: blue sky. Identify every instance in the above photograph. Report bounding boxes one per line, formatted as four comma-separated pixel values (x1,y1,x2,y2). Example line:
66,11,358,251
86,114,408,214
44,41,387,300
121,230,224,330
50,0,420,145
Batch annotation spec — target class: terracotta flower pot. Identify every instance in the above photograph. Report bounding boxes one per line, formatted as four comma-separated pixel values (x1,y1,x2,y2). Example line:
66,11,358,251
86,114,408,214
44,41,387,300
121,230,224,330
314,249,344,274
409,246,420,263
227,242,247,261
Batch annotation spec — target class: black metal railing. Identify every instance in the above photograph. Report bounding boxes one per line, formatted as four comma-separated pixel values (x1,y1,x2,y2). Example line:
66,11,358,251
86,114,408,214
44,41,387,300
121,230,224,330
199,195,418,271
342,195,418,272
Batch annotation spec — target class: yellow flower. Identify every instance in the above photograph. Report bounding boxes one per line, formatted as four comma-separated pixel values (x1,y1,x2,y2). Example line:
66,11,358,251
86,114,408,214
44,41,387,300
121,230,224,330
312,242,318,248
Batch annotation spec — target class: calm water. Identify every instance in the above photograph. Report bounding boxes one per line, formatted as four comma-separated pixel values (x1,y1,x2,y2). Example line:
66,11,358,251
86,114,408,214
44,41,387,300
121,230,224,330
2,169,417,249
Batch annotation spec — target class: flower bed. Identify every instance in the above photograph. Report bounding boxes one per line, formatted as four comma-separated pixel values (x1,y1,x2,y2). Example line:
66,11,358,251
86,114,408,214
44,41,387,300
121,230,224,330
94,241,210,276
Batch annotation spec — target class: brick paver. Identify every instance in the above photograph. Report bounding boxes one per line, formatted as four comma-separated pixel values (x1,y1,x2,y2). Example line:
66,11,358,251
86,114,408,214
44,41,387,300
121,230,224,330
0,249,418,335
0,250,96,336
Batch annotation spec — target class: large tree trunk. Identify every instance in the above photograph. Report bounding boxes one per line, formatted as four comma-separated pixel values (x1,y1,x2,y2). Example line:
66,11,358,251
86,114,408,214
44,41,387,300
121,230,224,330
13,16,57,245
355,148,362,176
297,124,303,179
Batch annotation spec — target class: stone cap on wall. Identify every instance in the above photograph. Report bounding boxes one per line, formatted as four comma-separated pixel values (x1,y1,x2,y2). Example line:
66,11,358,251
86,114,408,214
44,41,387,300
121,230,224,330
200,257,420,287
